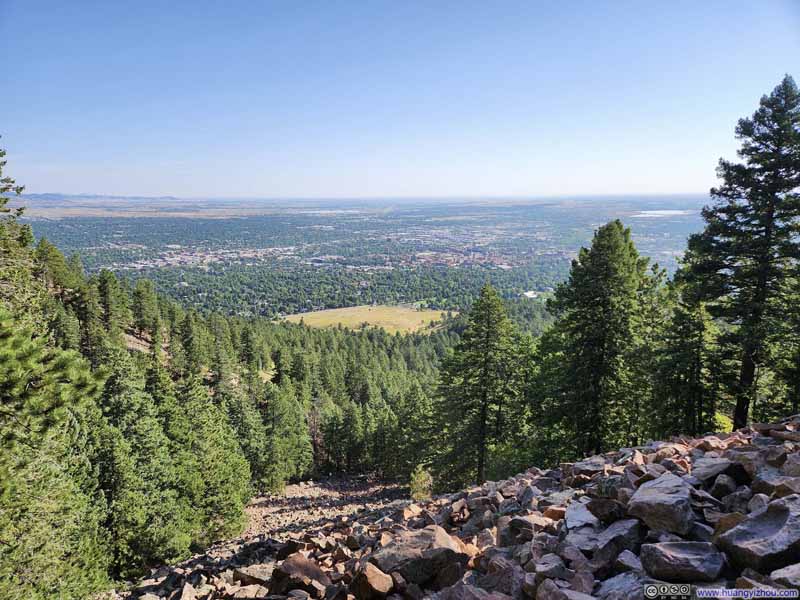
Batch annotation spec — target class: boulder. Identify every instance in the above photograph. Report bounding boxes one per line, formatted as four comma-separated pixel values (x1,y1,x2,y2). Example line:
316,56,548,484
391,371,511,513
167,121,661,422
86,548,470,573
774,478,800,498
370,525,468,586
351,563,393,599
371,526,456,573
535,579,594,600
627,473,694,535
692,457,749,485
783,454,800,477
437,581,513,600
614,550,642,573
476,558,526,599
710,474,737,499
232,585,269,599
592,519,641,571
572,456,608,477
234,563,274,586
269,552,332,597
587,498,625,524
747,493,770,514
595,572,646,600
717,494,800,573
640,542,724,582
565,501,600,530
770,563,800,588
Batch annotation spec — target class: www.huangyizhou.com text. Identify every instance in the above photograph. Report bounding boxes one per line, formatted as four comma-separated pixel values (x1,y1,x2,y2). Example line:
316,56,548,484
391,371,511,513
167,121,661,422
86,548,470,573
694,589,799,599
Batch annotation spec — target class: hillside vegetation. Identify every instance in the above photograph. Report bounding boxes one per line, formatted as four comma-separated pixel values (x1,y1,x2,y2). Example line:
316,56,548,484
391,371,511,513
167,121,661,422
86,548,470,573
0,76,798,598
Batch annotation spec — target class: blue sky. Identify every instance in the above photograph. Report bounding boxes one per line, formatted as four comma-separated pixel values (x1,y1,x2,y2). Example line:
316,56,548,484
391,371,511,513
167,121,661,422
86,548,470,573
2,1,799,198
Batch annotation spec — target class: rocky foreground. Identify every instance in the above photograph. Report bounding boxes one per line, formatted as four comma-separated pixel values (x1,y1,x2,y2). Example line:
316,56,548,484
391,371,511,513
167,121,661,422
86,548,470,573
118,416,800,599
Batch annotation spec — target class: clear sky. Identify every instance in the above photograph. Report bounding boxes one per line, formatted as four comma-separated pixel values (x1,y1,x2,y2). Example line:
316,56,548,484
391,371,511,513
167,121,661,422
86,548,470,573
2,1,799,198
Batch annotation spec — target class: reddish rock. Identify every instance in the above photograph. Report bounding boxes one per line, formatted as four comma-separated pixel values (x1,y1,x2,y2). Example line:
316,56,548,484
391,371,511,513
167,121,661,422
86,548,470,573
351,563,393,599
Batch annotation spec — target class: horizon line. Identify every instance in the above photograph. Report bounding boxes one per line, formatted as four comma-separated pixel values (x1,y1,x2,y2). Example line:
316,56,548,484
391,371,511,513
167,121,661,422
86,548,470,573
19,191,711,203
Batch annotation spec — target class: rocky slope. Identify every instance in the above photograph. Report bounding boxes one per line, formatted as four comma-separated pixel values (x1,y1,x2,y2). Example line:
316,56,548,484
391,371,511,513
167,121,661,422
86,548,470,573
115,416,800,599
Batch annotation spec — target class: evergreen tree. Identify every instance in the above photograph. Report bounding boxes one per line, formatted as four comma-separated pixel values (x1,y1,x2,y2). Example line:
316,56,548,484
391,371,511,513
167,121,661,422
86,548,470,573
682,75,800,428
651,295,721,437
434,284,519,488
262,379,313,491
96,270,131,341
0,310,109,599
0,144,43,321
388,381,434,479
179,375,251,544
96,347,190,576
542,220,651,456
132,278,160,337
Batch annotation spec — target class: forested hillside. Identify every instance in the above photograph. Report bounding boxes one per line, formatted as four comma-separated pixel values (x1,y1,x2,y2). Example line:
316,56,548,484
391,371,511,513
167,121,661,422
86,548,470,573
0,75,798,598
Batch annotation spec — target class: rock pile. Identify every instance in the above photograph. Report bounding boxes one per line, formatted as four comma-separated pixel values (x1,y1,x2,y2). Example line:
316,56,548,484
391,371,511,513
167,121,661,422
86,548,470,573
116,415,800,599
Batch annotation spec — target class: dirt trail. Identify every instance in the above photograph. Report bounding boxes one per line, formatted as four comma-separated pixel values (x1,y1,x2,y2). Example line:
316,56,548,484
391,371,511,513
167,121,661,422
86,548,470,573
243,477,406,539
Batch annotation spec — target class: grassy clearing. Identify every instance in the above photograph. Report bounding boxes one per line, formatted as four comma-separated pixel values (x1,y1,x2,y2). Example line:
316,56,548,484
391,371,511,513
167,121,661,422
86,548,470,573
284,305,448,334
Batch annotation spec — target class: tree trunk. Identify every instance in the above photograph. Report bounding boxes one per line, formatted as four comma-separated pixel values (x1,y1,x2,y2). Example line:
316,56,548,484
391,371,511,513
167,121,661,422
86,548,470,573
477,392,487,483
735,349,756,429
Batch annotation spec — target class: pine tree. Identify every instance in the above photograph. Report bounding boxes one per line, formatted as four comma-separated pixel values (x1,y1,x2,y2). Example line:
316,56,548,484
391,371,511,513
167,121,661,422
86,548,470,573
0,310,109,599
389,381,434,480
96,270,131,341
179,374,251,544
542,220,651,456
95,347,190,576
434,284,519,487
132,278,160,337
212,346,270,489
651,295,721,437
262,379,313,490
682,75,800,429
0,143,44,321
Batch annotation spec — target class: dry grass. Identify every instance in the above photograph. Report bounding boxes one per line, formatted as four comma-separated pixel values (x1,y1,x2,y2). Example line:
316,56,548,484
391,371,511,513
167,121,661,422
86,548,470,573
284,305,448,334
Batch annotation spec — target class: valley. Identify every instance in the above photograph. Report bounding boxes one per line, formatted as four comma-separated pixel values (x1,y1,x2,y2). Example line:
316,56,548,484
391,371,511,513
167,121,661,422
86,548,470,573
23,195,705,317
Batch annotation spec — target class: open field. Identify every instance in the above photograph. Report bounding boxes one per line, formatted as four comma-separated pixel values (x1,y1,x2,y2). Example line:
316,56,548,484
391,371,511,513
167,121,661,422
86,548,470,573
284,305,448,333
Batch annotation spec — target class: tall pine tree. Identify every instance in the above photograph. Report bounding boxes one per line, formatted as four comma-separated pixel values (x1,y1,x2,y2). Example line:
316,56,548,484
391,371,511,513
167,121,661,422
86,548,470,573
683,75,800,428
542,220,651,456
434,284,519,488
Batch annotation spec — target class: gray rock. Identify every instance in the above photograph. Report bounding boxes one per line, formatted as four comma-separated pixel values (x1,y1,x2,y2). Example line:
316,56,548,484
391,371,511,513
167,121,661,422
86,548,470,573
640,542,724,582
535,578,594,600
595,572,646,600
627,473,695,535
614,550,642,573
783,454,800,477
692,457,748,485
710,474,737,499
234,563,274,586
587,498,625,524
572,456,608,477
747,493,770,514
436,582,513,600
717,493,800,573
688,522,714,543
476,556,526,599
593,519,641,563
752,468,794,495
770,563,800,588
565,501,601,530
722,487,753,513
